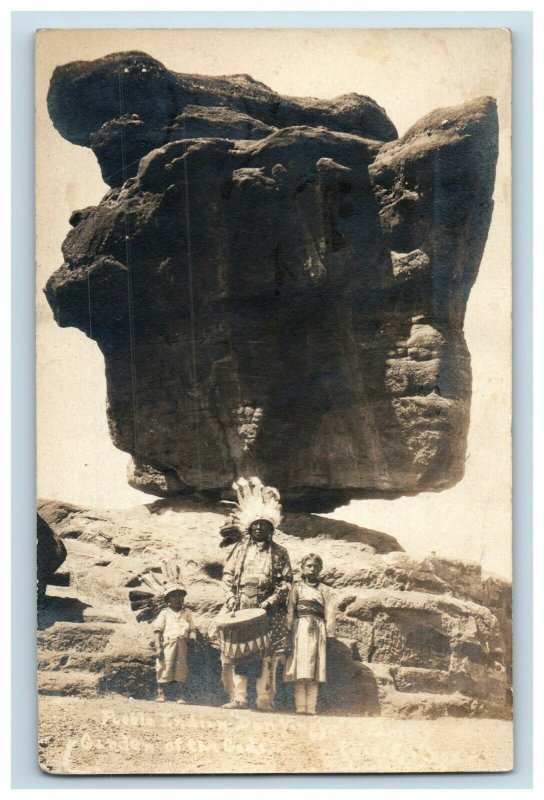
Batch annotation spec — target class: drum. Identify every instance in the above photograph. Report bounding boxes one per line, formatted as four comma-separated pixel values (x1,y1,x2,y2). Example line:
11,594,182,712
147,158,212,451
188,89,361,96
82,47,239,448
215,608,270,665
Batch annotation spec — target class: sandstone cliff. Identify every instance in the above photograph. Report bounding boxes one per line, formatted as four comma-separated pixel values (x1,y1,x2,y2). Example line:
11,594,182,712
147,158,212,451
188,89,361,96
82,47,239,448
37,499,511,719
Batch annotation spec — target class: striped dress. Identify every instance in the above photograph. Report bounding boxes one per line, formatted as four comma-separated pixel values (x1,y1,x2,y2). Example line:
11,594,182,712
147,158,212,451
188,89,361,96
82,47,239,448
284,580,335,683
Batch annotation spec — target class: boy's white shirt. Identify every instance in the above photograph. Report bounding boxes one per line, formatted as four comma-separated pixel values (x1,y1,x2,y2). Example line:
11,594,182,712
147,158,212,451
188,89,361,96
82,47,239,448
152,607,196,643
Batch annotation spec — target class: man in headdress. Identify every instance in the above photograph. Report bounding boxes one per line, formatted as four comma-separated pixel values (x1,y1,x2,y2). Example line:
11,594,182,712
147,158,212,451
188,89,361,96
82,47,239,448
220,478,293,711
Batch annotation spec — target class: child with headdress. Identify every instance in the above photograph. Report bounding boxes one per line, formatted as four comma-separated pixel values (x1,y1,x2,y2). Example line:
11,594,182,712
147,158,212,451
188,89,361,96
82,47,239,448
128,560,196,702
284,553,336,715
153,578,196,703
127,559,195,703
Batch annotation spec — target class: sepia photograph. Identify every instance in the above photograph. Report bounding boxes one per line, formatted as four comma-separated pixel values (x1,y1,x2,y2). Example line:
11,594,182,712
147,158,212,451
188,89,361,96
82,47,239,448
35,27,512,775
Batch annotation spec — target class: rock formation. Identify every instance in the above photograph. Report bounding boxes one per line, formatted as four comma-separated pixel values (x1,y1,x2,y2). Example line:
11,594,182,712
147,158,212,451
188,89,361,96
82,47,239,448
37,499,511,719
37,513,68,606
44,52,499,511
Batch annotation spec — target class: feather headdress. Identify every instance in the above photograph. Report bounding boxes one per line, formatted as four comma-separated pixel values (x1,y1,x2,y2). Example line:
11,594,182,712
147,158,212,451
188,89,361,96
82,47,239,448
230,476,282,532
128,558,186,623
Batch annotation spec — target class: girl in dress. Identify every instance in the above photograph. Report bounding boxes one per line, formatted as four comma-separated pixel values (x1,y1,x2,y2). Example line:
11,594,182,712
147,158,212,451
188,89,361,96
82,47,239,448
284,553,335,714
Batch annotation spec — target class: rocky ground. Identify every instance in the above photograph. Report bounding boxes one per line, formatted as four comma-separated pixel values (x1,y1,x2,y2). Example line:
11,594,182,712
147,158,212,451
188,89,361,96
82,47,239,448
37,498,512,725
38,696,513,774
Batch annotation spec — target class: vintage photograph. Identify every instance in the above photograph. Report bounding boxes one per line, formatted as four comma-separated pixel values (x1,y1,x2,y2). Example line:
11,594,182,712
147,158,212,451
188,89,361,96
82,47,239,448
36,28,512,774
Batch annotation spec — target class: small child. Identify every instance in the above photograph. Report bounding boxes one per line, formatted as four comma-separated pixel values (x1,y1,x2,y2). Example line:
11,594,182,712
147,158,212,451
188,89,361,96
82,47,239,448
284,553,335,715
153,583,196,703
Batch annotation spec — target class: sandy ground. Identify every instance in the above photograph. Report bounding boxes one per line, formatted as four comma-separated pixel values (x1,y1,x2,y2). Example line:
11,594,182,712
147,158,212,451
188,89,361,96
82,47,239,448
38,696,513,775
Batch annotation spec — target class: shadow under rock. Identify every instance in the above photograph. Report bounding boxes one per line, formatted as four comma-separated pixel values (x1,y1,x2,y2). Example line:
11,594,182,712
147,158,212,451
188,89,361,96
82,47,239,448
37,593,92,630
143,497,403,555
143,493,225,517
321,639,382,716
282,513,403,554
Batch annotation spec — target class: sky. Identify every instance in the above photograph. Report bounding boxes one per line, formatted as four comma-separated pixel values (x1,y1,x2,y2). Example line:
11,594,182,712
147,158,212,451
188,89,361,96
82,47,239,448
36,28,512,577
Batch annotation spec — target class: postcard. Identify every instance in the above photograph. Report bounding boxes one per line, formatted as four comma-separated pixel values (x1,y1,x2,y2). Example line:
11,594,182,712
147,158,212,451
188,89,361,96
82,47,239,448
36,27,512,774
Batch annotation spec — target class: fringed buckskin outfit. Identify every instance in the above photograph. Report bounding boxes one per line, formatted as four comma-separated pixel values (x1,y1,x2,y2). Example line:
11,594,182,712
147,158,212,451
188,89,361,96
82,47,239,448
223,536,292,651
222,536,292,709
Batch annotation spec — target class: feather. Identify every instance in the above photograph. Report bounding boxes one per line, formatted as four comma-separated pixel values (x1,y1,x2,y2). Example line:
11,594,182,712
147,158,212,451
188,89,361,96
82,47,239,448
139,571,165,595
128,590,166,622
228,476,282,533
128,559,187,623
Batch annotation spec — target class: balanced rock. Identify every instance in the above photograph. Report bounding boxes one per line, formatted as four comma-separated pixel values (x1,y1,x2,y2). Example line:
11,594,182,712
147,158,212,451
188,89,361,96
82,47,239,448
45,53,498,510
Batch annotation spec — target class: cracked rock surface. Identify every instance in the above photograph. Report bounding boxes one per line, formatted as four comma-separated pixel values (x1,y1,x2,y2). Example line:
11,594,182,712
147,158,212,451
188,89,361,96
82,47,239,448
37,499,511,718
45,52,498,510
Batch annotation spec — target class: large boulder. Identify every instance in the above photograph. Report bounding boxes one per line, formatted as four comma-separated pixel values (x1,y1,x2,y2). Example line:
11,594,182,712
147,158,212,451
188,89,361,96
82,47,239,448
44,53,498,511
37,499,511,718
